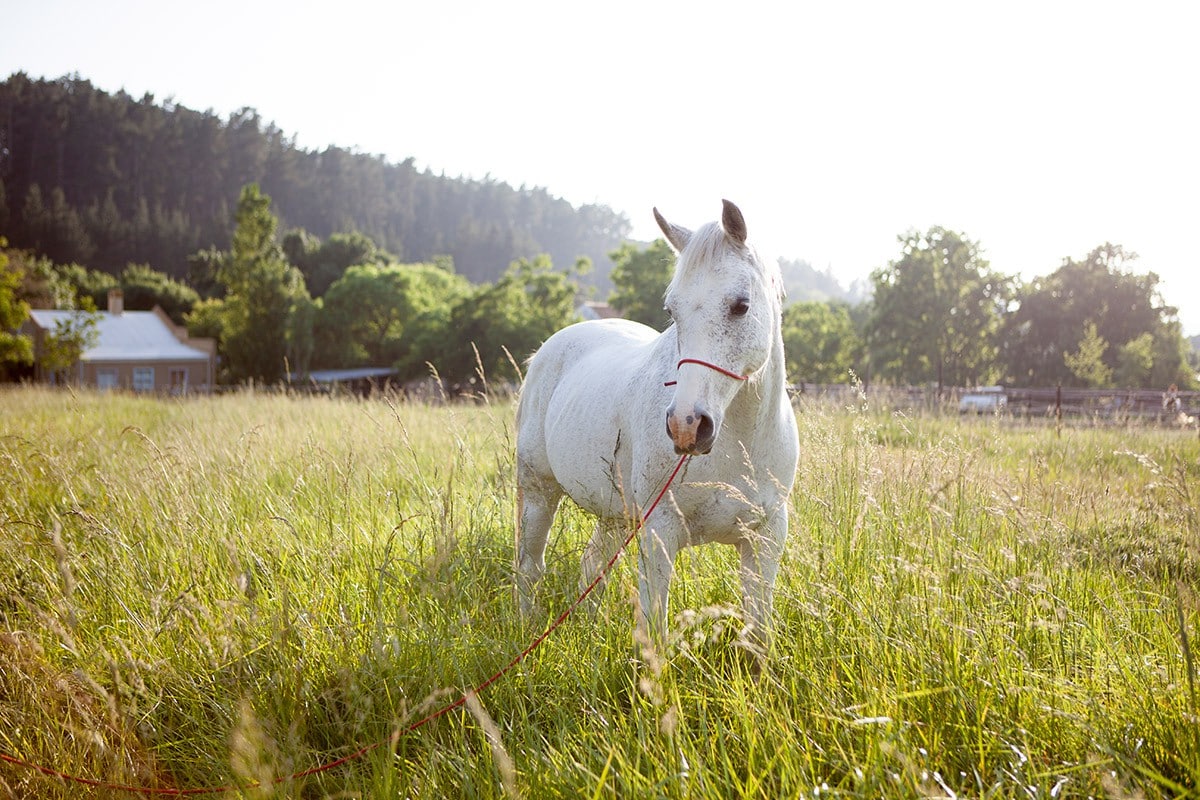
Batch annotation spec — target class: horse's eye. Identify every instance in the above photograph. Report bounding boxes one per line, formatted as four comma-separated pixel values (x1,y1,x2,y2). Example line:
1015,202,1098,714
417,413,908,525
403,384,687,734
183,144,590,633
730,298,750,317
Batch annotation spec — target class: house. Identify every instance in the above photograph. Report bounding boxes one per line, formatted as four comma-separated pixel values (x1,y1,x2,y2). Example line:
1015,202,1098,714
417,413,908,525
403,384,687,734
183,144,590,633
21,290,216,394
576,301,621,321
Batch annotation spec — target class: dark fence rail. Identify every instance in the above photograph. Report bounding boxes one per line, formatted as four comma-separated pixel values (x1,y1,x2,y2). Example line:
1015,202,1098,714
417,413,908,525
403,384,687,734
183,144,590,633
1004,386,1197,421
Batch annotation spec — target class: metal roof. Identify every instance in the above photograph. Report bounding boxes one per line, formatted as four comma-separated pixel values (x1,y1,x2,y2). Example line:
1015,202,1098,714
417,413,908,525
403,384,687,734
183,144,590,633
27,310,211,363
296,367,397,383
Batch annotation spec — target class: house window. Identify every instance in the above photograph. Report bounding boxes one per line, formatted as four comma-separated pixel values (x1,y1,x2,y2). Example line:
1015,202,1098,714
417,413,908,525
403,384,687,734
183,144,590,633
97,368,118,391
132,367,155,392
168,367,187,395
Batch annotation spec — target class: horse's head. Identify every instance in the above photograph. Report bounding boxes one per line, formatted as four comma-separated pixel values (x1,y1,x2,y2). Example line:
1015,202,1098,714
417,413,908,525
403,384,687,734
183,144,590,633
656,200,781,456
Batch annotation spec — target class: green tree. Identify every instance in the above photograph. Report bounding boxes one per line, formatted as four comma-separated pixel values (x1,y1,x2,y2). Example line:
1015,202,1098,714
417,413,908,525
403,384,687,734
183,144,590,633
281,229,321,278
186,247,229,299
1002,244,1194,388
283,229,393,298
608,239,674,330
1063,321,1113,387
1114,332,1155,387
218,184,314,383
53,262,119,308
39,301,101,383
4,247,110,311
1148,320,1196,388
285,273,318,378
868,228,1009,389
781,301,864,384
184,298,226,343
0,245,35,373
426,255,579,387
115,263,200,322
314,262,469,368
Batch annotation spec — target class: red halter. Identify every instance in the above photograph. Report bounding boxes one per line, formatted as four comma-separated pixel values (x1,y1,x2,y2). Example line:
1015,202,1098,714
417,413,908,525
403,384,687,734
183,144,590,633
663,358,749,387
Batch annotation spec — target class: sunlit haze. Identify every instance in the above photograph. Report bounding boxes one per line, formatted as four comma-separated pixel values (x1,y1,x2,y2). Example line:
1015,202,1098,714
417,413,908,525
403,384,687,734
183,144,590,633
4,0,1197,333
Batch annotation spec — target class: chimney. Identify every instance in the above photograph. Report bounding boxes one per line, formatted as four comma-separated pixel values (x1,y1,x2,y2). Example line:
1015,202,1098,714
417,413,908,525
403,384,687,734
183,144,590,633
108,289,124,315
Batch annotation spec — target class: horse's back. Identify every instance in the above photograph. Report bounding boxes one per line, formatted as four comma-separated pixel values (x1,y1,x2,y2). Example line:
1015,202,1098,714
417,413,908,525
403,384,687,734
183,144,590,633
518,319,658,425
531,318,659,368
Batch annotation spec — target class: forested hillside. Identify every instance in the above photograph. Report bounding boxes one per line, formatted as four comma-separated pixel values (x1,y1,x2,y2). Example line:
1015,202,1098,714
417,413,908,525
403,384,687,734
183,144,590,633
0,73,631,286
778,257,868,305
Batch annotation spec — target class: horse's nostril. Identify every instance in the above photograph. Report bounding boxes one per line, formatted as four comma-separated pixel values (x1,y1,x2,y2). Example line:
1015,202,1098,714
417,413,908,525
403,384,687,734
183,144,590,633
696,413,714,446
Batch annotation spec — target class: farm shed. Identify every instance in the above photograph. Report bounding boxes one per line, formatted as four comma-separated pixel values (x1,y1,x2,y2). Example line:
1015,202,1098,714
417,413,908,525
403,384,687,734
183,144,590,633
575,301,621,321
21,291,216,394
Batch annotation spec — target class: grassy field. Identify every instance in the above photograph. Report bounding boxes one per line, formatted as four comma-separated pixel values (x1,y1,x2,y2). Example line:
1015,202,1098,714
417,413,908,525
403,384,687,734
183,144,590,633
1,385,1198,798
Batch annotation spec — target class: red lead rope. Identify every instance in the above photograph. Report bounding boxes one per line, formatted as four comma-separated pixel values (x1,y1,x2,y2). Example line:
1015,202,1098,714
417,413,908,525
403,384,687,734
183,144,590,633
663,358,749,386
0,454,692,796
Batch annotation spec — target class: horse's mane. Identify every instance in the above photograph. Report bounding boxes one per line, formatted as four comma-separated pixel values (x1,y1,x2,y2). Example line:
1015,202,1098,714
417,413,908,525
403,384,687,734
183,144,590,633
668,222,784,303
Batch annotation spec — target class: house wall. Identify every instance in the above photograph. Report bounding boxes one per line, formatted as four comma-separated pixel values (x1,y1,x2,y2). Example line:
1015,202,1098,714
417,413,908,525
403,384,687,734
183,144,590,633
79,361,212,394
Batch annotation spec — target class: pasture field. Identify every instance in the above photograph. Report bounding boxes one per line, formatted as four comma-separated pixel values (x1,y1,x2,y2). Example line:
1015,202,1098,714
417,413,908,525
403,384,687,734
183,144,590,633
1,385,1198,798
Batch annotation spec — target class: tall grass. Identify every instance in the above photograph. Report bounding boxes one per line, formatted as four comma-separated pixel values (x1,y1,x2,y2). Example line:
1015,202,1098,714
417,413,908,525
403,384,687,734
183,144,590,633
1,385,1197,798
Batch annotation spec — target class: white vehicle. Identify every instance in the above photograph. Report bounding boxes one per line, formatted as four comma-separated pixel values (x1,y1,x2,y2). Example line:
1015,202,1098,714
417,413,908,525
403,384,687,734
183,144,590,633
959,386,1008,413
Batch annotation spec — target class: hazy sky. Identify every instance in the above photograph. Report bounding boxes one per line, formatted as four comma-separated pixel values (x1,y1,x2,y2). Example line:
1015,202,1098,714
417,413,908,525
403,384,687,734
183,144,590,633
4,0,1198,333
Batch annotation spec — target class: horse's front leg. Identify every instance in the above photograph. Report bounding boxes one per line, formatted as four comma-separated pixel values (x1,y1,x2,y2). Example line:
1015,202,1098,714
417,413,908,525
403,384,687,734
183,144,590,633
737,503,788,652
637,519,680,650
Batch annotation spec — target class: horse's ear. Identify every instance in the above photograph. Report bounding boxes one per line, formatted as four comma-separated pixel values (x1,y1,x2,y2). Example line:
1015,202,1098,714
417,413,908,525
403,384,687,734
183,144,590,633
721,199,747,245
653,207,692,253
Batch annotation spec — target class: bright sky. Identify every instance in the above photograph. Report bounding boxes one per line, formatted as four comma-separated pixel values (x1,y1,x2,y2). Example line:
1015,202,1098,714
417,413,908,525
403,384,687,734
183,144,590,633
4,0,1198,334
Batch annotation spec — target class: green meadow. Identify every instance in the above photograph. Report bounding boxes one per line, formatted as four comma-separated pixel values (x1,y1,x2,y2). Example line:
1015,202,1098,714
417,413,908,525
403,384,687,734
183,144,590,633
1,386,1198,798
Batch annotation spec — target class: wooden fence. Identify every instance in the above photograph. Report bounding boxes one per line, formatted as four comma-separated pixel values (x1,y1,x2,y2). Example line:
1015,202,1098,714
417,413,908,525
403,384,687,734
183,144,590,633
790,382,1200,425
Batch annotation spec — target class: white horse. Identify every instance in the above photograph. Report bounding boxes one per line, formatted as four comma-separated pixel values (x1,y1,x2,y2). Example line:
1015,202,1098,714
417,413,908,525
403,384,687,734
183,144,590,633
515,200,799,647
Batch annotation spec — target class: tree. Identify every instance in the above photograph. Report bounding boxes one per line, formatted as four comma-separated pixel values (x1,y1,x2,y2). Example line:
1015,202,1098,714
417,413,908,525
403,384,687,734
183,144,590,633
281,229,321,280
59,263,204,322
283,229,393,298
425,255,579,387
781,301,864,384
608,239,674,330
1063,321,1113,387
39,302,101,383
867,228,1009,389
184,298,226,343
1114,332,1155,388
284,272,318,378
116,264,199,322
313,262,469,368
4,247,109,311
1148,320,1196,388
218,184,314,383
0,245,34,375
1002,244,1195,388
186,247,229,299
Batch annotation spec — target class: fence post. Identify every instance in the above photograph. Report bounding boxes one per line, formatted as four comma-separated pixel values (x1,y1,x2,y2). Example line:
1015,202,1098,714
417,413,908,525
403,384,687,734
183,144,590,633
1055,384,1062,437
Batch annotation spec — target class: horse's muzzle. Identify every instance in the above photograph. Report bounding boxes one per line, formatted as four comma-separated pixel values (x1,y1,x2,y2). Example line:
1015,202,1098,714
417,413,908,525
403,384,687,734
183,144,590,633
665,404,716,455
